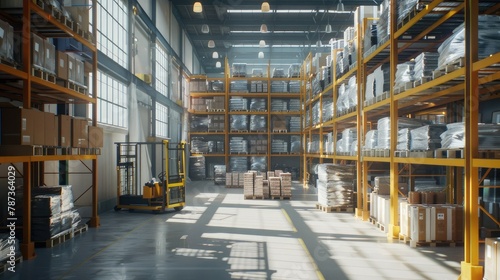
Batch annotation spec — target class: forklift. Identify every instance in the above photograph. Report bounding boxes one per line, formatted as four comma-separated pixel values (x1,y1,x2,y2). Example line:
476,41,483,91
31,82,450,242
114,140,186,212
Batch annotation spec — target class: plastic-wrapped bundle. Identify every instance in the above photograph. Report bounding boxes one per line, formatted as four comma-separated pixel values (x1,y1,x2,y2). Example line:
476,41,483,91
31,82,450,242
232,63,247,77
289,81,301,93
230,115,248,131
249,98,266,111
272,68,286,78
289,116,301,132
230,157,248,172
290,135,301,153
272,115,287,131
304,109,310,128
60,210,73,232
316,164,355,207
208,115,225,131
394,61,415,88
397,0,418,22
229,97,248,111
249,115,267,131
350,139,358,155
214,165,226,185
33,185,74,213
230,137,248,153
438,15,500,68
190,137,209,154
377,117,430,149
336,50,346,78
365,71,375,101
189,156,205,180
377,0,390,44
271,99,288,112
413,52,439,79
208,80,224,92
207,141,216,153
32,195,61,217
312,102,321,125
230,80,248,93
289,99,301,112
364,130,378,150
271,81,288,93
414,178,444,192
312,75,322,96
336,83,350,114
410,124,447,151
71,209,82,228
32,214,62,241
440,123,500,149
322,98,334,121
347,76,357,109
336,139,344,154
325,132,334,155
288,64,301,78
190,115,209,132
0,234,19,261
272,139,288,153
341,128,357,154
250,157,267,171
308,140,320,153
397,128,411,151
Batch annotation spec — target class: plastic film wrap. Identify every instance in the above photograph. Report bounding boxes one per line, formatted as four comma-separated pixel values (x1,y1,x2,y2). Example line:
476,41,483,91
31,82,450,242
249,115,267,131
364,130,378,150
33,185,74,213
250,157,267,172
230,115,248,131
410,124,447,151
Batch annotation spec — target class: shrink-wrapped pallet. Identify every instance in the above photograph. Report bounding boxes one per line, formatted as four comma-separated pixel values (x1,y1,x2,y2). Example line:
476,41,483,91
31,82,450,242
316,164,355,207
410,124,447,151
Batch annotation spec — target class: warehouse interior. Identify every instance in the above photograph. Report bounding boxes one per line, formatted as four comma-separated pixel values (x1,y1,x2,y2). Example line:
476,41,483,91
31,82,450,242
0,0,500,279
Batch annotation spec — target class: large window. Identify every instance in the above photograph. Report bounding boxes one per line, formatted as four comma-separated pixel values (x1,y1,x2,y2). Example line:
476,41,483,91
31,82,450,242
97,0,128,68
91,71,128,128
155,41,169,97
155,103,168,138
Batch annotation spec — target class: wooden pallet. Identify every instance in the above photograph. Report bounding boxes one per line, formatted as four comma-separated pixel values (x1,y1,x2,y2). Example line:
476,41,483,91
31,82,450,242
0,254,22,273
409,150,434,158
0,55,17,68
72,223,88,238
413,76,432,87
230,130,248,133
272,129,288,133
271,196,291,200
434,148,464,159
395,150,410,158
32,67,56,83
432,57,465,79
35,228,73,248
244,195,264,200
315,203,353,213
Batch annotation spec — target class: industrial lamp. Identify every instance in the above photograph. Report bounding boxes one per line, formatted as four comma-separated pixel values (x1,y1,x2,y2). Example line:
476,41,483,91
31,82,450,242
325,24,332,33
208,40,215,48
201,24,210,33
260,24,268,33
261,2,270,12
215,61,222,68
193,2,202,13
258,51,264,58
212,51,218,59
259,40,266,47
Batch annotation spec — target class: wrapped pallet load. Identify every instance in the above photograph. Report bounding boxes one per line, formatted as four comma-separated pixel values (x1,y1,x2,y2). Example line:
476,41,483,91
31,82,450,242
316,164,355,208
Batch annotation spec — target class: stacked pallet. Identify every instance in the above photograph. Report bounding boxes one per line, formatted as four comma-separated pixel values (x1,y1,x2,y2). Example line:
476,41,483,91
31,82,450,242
214,165,226,185
269,177,281,197
254,176,264,197
243,172,254,198
263,180,270,199
271,139,288,153
280,173,292,198
316,164,355,209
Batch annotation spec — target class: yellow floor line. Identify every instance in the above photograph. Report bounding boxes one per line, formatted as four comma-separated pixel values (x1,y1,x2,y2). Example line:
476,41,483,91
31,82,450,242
281,208,297,232
58,216,155,280
299,238,326,280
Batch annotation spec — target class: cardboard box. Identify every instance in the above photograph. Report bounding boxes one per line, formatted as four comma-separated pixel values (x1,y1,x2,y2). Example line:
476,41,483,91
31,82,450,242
44,39,56,74
0,19,14,60
67,55,76,82
88,126,103,148
410,205,431,242
1,107,34,145
32,109,45,145
66,6,90,33
44,112,58,146
71,117,89,148
58,115,71,147
430,206,452,241
74,58,84,85
484,238,500,280
56,51,68,80
32,33,44,69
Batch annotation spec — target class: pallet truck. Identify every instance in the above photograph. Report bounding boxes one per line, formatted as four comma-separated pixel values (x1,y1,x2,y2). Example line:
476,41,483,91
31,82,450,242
114,140,186,212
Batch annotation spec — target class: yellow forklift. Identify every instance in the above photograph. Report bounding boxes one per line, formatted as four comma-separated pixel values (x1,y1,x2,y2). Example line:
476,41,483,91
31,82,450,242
114,140,186,212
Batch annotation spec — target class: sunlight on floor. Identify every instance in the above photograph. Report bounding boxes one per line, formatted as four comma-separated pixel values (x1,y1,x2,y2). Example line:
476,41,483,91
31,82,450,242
207,207,294,232
222,193,281,207
166,206,207,224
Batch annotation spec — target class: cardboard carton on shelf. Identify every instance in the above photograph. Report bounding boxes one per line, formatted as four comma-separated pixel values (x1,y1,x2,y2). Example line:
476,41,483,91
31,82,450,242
32,109,45,145
44,112,58,146
71,117,89,148
88,125,103,148
56,51,69,80
32,33,45,70
58,115,72,147
0,106,35,145
44,39,56,74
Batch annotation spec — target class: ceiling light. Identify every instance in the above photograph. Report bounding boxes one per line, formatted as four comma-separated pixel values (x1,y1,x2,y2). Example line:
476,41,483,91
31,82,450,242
316,40,322,47
201,24,209,33
193,2,202,13
258,51,264,58
215,61,221,68
259,40,266,47
261,2,270,12
325,24,332,33
208,40,215,48
337,0,344,12
212,51,218,59
260,24,268,33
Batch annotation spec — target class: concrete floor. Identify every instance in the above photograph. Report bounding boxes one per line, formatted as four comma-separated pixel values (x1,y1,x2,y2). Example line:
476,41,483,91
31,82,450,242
1,180,463,280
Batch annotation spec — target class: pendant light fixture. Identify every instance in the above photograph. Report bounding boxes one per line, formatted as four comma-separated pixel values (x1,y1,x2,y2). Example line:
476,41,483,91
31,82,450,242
208,40,215,48
261,2,270,12
259,40,266,47
260,24,268,33
325,9,332,33
201,24,210,33
337,0,344,11
258,51,264,59
215,61,221,68
212,51,218,59
193,2,202,13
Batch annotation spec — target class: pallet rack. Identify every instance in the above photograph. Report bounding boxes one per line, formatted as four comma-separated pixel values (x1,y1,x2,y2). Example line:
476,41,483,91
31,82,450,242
0,0,99,260
302,1,500,278
188,59,303,177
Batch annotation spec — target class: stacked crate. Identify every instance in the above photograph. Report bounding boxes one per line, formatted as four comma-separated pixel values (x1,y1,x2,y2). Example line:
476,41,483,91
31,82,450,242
214,165,226,185
243,172,254,198
289,81,301,93
269,177,281,197
208,115,224,132
208,96,225,111
272,139,288,153
272,116,287,131
250,81,267,93
232,172,240,187
289,99,301,112
254,176,264,198
280,173,292,198
226,172,233,187
263,179,270,199
249,139,268,154
290,117,301,132
271,99,288,112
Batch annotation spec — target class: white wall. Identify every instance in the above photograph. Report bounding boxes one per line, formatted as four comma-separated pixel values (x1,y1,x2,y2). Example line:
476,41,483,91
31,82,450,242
137,0,152,19
183,31,193,73
156,0,170,42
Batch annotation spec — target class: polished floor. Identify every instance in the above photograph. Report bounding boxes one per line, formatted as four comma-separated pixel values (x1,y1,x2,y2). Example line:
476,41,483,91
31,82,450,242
2,181,463,280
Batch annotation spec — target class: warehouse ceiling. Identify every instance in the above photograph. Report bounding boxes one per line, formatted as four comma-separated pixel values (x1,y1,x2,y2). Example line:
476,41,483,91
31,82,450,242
171,0,382,74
